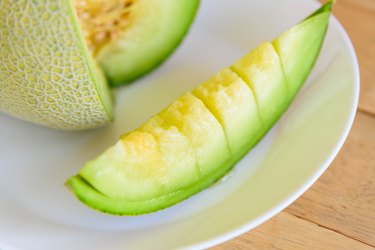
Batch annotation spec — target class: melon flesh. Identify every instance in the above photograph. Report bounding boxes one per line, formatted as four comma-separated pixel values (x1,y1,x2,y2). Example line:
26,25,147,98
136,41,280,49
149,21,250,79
192,68,262,159
74,0,136,55
231,42,289,126
91,0,200,85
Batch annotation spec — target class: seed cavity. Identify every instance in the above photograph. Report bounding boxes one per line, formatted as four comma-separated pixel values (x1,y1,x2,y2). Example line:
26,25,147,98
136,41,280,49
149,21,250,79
74,0,136,54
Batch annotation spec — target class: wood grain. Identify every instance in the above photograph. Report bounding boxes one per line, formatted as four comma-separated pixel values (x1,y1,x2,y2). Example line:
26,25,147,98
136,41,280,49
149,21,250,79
340,0,375,13
285,111,375,245
332,0,375,115
211,212,373,250
214,112,375,249
214,0,375,248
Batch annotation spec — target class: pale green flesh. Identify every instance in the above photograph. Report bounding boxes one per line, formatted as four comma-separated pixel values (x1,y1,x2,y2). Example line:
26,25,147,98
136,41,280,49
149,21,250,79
156,93,231,178
80,116,200,201
192,68,262,159
97,0,200,86
138,117,200,198
79,132,168,201
231,41,289,127
67,3,332,215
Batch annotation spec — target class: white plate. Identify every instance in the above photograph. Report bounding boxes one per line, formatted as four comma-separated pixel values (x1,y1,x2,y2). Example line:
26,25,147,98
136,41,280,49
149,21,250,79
0,0,359,249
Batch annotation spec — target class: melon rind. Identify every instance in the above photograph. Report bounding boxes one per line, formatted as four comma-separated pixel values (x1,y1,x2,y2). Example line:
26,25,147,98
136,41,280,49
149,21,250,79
0,0,113,130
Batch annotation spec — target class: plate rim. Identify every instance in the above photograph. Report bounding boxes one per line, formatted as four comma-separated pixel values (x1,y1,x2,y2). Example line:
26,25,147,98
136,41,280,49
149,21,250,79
184,4,360,249
0,1,360,250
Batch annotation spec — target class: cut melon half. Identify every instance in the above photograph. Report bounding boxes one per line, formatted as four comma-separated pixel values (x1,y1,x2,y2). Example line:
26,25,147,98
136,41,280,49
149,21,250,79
90,0,201,85
0,0,199,129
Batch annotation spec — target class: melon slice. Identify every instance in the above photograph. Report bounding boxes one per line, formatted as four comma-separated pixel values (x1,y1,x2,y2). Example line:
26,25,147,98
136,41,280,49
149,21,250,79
0,0,199,129
67,2,332,214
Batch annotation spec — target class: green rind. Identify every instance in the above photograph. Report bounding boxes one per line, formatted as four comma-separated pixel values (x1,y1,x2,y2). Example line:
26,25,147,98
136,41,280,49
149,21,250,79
67,119,269,215
67,152,232,215
307,1,333,19
97,0,200,86
66,108,279,215
79,124,200,201
78,93,231,204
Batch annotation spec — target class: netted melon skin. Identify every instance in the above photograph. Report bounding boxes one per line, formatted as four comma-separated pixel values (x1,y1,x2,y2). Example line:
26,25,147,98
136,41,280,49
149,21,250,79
0,0,111,130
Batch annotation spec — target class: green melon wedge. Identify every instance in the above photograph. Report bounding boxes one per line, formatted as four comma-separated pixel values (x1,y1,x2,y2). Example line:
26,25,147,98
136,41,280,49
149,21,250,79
0,0,200,129
67,2,332,215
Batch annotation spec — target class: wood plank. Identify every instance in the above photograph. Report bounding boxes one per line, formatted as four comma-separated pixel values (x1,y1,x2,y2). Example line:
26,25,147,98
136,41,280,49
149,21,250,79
285,111,375,246
211,212,372,250
340,0,375,12
331,0,375,115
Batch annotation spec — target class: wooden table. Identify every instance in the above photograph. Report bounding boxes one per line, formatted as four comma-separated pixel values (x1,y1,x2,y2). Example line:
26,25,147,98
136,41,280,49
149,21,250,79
214,1,375,249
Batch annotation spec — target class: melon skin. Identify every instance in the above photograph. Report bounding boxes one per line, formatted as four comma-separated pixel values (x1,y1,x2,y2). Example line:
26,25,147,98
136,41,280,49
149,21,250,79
0,0,113,130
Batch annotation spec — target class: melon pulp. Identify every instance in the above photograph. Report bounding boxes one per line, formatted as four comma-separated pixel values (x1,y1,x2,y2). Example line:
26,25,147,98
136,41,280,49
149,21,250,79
67,2,333,215
0,0,199,130
75,0,200,85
